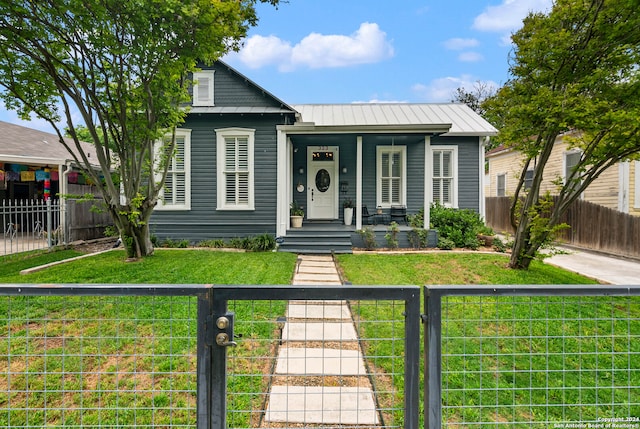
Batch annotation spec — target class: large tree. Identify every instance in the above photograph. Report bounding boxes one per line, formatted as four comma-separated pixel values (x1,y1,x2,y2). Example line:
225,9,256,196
485,0,640,269
0,0,278,258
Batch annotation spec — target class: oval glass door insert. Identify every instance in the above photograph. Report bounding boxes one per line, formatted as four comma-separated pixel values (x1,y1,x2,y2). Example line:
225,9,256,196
315,169,331,192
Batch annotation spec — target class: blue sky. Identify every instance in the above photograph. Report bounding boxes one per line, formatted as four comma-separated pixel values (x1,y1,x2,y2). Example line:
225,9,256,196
0,0,553,132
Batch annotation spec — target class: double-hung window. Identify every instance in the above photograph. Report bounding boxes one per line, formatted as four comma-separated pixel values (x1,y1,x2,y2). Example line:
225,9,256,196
192,71,214,106
377,146,406,207
156,129,191,210
216,128,255,210
564,150,583,198
432,146,457,207
497,173,506,197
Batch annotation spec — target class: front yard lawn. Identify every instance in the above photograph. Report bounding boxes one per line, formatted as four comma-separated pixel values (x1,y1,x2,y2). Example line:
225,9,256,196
2,249,619,428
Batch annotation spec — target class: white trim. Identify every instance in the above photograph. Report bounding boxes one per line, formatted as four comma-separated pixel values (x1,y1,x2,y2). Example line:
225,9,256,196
216,127,255,211
155,128,191,211
356,136,363,230
496,173,507,197
563,149,583,199
376,145,407,208
479,137,487,220
276,130,288,236
431,145,458,208
635,161,640,209
619,161,629,213
192,70,215,107
306,146,339,219
424,136,432,230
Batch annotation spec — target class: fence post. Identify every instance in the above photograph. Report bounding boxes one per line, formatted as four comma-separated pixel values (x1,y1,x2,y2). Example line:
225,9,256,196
404,289,421,429
196,289,213,429
46,199,52,249
424,287,442,429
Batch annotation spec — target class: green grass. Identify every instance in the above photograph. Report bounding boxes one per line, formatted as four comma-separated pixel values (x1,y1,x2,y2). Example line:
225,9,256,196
1,249,636,428
336,254,638,427
336,252,598,285
0,249,297,284
0,249,296,428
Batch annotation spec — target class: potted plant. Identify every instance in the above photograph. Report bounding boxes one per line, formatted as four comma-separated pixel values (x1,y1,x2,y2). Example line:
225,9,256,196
343,198,354,226
290,201,304,228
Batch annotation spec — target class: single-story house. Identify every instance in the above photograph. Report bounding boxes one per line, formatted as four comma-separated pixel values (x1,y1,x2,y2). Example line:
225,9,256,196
0,121,111,240
0,120,97,202
150,61,497,251
486,132,640,216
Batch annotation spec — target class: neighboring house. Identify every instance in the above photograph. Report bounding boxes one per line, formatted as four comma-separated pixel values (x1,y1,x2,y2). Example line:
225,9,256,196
150,61,497,246
486,132,640,216
0,121,111,240
0,120,97,202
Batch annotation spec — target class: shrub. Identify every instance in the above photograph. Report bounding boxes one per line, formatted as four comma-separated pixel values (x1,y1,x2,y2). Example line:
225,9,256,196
437,237,456,250
248,233,276,252
357,227,377,250
407,228,429,249
492,236,507,253
384,222,399,249
198,239,226,248
430,203,491,249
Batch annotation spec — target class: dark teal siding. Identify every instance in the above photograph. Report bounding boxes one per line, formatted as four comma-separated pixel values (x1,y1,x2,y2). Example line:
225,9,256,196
151,113,292,242
432,136,481,212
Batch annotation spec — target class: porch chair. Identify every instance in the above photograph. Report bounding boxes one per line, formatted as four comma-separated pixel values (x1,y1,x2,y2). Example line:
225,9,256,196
390,205,407,224
362,206,372,225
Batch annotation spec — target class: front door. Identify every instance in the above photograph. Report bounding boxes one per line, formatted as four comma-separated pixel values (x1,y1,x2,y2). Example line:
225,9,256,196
307,147,338,219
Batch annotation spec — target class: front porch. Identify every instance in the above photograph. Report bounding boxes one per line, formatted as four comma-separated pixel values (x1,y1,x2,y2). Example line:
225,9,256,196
277,220,432,254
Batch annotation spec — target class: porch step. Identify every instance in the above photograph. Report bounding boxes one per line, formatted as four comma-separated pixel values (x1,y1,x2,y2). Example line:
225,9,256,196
278,229,353,254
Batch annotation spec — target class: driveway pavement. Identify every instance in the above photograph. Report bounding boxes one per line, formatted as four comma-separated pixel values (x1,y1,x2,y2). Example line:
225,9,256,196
545,247,640,285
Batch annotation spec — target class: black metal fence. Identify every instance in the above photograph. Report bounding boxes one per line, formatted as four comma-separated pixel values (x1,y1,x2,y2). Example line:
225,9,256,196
425,285,640,428
0,284,420,429
1,284,638,428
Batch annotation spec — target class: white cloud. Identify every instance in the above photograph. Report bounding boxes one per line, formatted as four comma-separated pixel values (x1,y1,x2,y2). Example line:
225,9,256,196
412,76,498,103
473,0,553,33
458,52,484,62
236,35,292,69
233,22,394,72
443,38,479,51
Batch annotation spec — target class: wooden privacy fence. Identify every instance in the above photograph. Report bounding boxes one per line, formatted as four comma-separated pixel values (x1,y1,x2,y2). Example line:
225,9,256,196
485,196,640,259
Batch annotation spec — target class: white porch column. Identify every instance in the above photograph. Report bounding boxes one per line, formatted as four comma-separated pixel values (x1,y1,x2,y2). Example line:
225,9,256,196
424,135,432,230
276,129,289,237
480,137,489,220
356,136,363,230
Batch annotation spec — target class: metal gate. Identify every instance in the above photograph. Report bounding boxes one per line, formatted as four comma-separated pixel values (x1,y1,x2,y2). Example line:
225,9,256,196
0,284,420,429
203,285,421,429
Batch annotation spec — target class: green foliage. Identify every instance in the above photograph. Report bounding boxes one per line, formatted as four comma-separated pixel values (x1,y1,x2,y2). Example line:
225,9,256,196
430,203,490,249
247,233,276,252
197,239,226,248
492,236,507,253
384,221,399,249
484,0,640,268
290,201,304,216
407,228,429,249
437,237,456,250
407,207,426,228
357,227,377,250
0,0,280,259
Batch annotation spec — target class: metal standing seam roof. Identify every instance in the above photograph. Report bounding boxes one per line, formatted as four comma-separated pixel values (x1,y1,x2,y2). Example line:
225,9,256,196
291,103,498,136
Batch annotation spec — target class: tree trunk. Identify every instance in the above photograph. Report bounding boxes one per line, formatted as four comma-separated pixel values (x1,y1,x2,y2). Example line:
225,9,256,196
109,203,155,259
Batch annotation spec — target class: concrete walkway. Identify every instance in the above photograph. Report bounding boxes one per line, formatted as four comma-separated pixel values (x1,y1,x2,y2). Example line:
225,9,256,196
262,255,380,427
545,247,640,285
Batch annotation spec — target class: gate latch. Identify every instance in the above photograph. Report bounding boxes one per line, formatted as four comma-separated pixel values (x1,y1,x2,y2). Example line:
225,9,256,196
214,314,238,347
